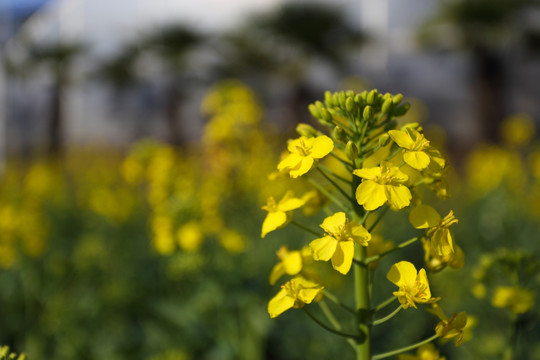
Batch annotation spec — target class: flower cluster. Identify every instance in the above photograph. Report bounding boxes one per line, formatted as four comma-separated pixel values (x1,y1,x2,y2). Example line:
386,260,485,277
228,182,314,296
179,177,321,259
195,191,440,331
262,89,467,359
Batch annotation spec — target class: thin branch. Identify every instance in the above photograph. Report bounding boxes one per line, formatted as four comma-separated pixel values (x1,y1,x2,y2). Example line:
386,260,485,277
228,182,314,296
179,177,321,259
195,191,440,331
303,307,361,340
371,334,440,360
318,163,351,184
372,296,398,313
306,177,350,212
291,220,323,237
372,305,402,326
318,301,357,351
317,167,354,204
322,290,356,314
364,236,420,265
367,205,389,232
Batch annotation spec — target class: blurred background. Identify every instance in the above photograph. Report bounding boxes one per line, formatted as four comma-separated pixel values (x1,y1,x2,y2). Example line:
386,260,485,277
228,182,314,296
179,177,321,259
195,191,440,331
0,0,539,359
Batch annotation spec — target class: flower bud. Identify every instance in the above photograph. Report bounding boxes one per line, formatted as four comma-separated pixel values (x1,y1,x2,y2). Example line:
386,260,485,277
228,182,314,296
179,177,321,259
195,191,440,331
393,93,403,105
378,133,390,147
338,92,347,107
384,119,397,131
308,104,321,119
381,98,393,114
324,91,334,106
296,123,318,137
393,102,410,116
345,97,355,112
332,126,347,143
346,141,359,161
367,89,378,105
320,108,333,122
363,105,373,121
346,90,355,98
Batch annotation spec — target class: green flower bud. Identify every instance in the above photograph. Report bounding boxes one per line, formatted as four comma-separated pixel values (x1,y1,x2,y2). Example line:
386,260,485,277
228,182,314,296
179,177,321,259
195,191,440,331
378,133,390,147
324,91,333,106
338,91,347,107
367,89,378,105
381,98,393,114
393,102,410,116
315,100,325,112
345,141,359,161
354,93,363,104
308,104,321,119
333,126,347,143
363,105,373,121
332,93,340,107
393,93,403,105
384,119,397,131
345,97,355,112
296,123,318,137
346,90,355,98
320,108,333,122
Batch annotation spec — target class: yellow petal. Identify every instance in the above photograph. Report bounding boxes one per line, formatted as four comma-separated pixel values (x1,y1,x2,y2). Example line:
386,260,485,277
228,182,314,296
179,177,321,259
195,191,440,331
404,151,431,170
331,240,354,274
387,261,417,288
268,289,295,318
289,156,314,178
282,251,303,275
353,167,382,180
277,153,302,171
310,135,334,158
432,228,455,256
409,204,441,229
310,236,337,261
286,137,305,153
356,180,387,211
385,184,411,209
278,192,305,211
269,263,285,285
320,212,346,234
261,211,288,238
417,268,432,299
351,224,371,246
388,129,414,149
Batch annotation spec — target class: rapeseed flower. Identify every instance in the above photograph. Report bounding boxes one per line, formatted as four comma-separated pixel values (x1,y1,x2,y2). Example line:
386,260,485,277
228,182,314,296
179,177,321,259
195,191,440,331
353,162,412,211
398,343,446,360
422,238,464,272
310,212,371,274
268,276,324,318
492,286,534,314
387,261,439,309
261,191,305,238
277,135,334,178
409,205,458,256
428,304,468,346
269,246,312,285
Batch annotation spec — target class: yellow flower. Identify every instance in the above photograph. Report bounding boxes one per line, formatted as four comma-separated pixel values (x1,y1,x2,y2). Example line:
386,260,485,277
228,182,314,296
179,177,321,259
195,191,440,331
269,246,312,285
268,276,324,318
428,304,468,346
353,161,412,211
492,286,534,314
277,135,334,178
397,343,446,360
409,205,458,256
387,261,439,309
422,238,464,272
261,191,304,238
310,212,371,274
389,128,432,170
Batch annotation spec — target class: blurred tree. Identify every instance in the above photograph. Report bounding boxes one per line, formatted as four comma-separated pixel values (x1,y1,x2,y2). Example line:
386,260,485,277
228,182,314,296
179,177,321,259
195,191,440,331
213,3,363,126
419,0,539,142
5,41,85,157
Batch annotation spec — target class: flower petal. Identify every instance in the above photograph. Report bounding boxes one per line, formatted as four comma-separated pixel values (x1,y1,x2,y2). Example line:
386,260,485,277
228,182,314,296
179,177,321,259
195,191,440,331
353,167,382,180
385,184,412,209
331,240,354,274
261,211,288,238
289,156,314,178
351,224,371,246
409,204,441,229
310,135,334,158
277,153,302,171
282,251,303,275
320,212,346,234
388,129,415,149
356,180,387,211
386,261,417,288
404,151,431,170
310,236,337,261
268,288,295,318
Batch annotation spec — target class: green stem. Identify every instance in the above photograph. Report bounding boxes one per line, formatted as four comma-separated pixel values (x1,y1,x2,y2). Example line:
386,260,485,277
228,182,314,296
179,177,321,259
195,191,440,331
364,236,420,265
307,177,350,212
371,334,439,360
319,301,357,351
354,236,371,360
303,307,360,340
372,296,397,313
318,163,351,184
503,314,518,360
372,305,402,326
367,205,389,232
360,210,371,226
323,290,356,314
317,167,355,203
291,220,323,237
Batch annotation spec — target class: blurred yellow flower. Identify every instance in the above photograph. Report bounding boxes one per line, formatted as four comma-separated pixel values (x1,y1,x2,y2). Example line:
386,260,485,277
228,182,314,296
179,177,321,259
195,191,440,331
429,304,468,346
269,246,312,285
387,261,439,309
353,161,412,211
500,113,535,147
218,229,246,253
397,343,446,360
177,221,203,252
492,286,534,314
268,276,324,318
310,212,371,274
409,205,458,256
277,135,334,178
421,238,464,272
261,191,304,238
